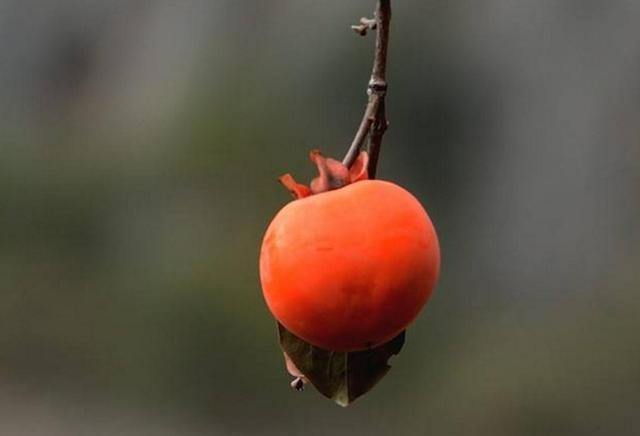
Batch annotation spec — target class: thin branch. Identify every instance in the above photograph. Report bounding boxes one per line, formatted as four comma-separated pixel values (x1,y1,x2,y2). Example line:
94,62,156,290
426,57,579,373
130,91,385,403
342,0,391,179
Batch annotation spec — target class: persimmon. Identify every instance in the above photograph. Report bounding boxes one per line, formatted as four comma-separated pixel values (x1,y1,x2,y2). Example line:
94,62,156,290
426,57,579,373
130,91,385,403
259,151,440,352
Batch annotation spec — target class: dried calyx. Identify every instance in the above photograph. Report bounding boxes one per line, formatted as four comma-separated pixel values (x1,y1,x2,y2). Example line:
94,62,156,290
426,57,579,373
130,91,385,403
279,150,369,199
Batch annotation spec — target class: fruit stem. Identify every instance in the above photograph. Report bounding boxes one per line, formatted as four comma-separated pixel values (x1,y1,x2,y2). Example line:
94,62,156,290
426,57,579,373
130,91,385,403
342,0,391,179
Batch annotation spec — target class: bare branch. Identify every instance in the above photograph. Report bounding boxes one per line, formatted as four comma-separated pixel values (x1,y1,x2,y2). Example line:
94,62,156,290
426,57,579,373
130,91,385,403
343,0,391,179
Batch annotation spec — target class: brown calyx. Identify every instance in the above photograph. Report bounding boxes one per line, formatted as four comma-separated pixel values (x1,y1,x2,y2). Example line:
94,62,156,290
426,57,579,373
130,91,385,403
279,150,369,199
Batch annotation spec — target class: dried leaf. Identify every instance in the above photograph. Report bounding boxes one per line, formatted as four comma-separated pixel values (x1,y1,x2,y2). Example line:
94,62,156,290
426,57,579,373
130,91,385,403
278,323,405,407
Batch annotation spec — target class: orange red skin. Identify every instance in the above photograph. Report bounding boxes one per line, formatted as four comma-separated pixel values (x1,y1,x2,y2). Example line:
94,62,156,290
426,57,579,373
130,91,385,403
260,180,440,352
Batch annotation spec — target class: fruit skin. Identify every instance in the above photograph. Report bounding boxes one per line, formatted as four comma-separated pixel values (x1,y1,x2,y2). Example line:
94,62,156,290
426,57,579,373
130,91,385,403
260,179,440,352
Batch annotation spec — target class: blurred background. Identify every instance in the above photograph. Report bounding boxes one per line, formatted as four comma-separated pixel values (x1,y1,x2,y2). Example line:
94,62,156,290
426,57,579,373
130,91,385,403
1,0,639,434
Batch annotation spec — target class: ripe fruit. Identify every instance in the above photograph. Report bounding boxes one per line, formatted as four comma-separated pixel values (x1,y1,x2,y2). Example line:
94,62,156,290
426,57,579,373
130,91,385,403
260,151,440,352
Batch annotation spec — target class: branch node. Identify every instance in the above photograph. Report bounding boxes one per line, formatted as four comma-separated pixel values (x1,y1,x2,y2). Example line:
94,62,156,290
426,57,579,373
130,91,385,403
367,79,388,96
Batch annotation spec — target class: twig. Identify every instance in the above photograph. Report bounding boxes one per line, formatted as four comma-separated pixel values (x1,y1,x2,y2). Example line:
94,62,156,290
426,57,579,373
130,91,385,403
351,17,377,36
342,0,391,179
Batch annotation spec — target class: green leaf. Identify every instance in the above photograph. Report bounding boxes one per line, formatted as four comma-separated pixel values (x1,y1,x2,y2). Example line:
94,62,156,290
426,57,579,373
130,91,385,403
277,323,405,407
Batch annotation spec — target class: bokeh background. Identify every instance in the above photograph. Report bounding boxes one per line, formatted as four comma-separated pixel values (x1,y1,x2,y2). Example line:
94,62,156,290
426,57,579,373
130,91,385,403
1,1,639,435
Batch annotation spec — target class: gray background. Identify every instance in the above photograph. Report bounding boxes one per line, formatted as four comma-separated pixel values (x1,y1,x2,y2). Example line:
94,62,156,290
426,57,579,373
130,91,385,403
1,1,639,435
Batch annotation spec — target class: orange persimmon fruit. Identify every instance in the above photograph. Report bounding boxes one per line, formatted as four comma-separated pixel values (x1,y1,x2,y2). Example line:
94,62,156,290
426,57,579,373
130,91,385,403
259,150,440,352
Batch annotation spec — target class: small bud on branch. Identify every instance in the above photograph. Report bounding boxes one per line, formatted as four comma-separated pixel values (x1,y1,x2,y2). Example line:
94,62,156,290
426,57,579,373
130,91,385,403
351,17,377,36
